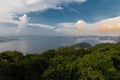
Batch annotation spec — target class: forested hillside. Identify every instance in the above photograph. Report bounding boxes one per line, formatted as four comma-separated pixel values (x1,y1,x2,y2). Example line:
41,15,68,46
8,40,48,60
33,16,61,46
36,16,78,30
0,42,120,80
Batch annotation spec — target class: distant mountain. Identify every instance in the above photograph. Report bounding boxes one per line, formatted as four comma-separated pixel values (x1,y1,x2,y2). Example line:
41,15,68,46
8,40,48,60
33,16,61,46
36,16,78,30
71,35,120,42
73,42,92,48
0,36,18,43
99,36,120,42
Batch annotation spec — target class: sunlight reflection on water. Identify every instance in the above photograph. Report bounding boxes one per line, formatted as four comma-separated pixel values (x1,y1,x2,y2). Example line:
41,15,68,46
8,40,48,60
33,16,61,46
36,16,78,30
0,36,116,54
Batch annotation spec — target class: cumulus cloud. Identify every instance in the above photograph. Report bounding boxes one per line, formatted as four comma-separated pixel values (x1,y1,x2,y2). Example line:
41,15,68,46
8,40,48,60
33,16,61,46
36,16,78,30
1,14,120,36
55,22,78,35
93,17,120,35
55,20,90,35
94,24,120,34
1,0,119,36
77,20,86,33
55,16,120,36
16,14,29,33
16,14,56,33
83,16,120,35
0,0,86,35
0,14,56,35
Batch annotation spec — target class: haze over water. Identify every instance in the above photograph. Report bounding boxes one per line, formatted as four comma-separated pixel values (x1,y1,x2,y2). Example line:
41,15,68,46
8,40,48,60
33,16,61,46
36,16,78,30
0,36,116,54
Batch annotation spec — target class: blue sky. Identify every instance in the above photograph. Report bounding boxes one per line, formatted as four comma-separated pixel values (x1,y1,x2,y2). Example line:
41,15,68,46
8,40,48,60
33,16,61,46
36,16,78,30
28,0,120,24
0,0,120,36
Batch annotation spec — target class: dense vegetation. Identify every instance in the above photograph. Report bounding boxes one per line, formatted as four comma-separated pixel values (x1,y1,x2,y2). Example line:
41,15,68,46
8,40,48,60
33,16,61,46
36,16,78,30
0,42,120,80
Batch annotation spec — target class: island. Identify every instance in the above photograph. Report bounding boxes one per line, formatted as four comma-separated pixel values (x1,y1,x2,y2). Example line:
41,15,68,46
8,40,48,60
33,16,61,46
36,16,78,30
0,36,18,43
73,42,92,48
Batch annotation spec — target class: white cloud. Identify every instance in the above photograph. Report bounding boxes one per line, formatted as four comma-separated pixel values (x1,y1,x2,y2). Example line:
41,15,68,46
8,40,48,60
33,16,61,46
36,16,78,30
77,20,86,33
0,0,86,34
1,14,120,36
20,0,86,13
55,22,79,35
55,20,91,35
55,16,120,36
0,0,86,35
0,0,22,19
0,14,56,35
0,0,86,20
15,14,29,33
92,16,120,35
16,14,56,33
29,23,55,29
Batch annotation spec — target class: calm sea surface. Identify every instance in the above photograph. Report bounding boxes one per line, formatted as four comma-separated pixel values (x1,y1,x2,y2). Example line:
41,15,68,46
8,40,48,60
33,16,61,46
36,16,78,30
0,36,116,54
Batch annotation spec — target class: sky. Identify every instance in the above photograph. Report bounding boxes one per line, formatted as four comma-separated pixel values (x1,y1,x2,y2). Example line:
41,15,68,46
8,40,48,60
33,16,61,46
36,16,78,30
0,0,120,36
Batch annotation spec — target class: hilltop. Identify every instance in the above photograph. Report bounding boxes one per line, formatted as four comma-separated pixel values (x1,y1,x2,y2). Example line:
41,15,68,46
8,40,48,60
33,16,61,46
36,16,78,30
0,42,120,80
